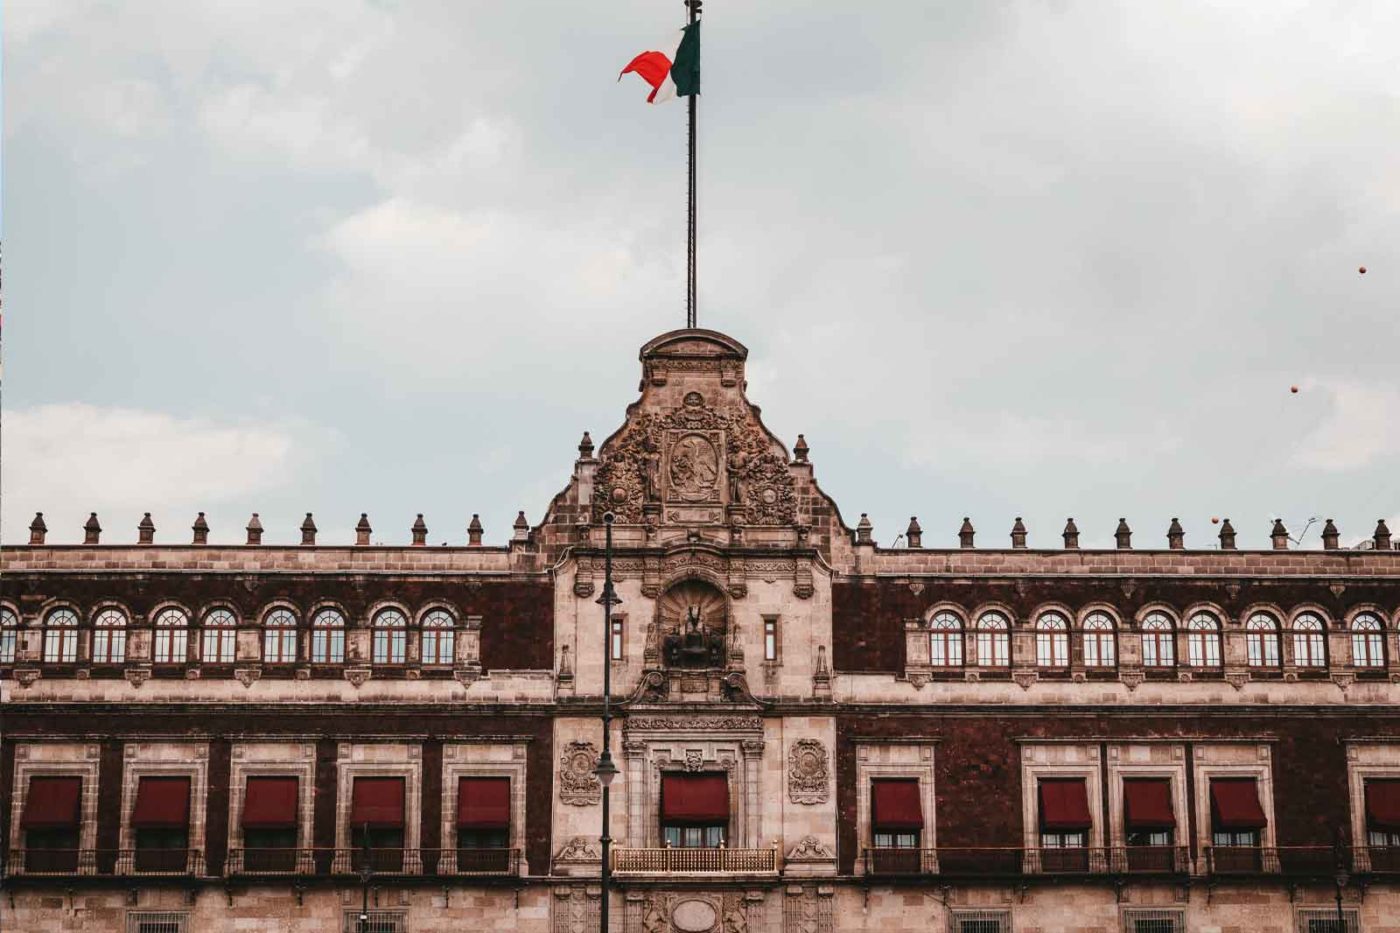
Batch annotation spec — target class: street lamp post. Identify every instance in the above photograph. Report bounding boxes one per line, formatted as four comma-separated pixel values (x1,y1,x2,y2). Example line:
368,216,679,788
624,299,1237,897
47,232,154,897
594,512,621,933
358,823,373,933
1333,827,1349,933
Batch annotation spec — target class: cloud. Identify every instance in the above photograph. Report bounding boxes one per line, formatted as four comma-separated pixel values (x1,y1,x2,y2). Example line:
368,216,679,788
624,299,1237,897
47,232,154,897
1293,380,1400,472
0,405,316,543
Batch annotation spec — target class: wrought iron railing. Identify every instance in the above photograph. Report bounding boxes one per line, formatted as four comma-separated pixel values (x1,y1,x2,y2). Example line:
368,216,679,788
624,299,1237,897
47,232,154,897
115,848,205,876
612,846,778,874
329,848,423,875
1205,845,1282,875
8,848,98,876
435,847,520,876
226,847,317,875
863,846,1191,877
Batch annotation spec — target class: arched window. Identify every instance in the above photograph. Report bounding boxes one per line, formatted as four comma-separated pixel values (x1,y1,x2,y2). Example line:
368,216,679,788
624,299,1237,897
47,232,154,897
1245,613,1280,668
1292,613,1327,668
1186,612,1222,668
263,609,298,664
976,612,1010,667
1351,613,1386,669
0,607,19,664
1141,613,1175,668
43,609,80,664
372,609,408,665
1035,613,1069,668
91,608,128,664
421,609,456,667
311,609,346,664
928,611,964,667
201,608,238,663
153,608,189,664
1082,612,1116,668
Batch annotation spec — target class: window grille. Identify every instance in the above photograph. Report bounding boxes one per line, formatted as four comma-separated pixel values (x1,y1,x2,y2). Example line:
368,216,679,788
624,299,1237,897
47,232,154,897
343,910,407,933
127,911,188,933
1297,908,1359,933
1122,909,1184,933
949,910,1010,933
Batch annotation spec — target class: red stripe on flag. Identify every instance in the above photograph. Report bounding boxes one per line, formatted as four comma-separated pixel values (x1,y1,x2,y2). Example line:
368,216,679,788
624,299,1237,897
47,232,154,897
620,50,673,103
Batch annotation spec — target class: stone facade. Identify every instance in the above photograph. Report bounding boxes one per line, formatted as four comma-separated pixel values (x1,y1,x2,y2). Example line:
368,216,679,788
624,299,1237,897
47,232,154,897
3,328,1400,932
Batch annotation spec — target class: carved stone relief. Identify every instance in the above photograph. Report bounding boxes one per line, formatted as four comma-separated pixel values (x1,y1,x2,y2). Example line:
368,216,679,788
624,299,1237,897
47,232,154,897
787,740,830,805
553,886,600,933
559,740,602,806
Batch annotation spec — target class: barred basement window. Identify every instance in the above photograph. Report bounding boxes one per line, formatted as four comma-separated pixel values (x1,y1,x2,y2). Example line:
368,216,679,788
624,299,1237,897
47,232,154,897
126,911,188,933
343,910,407,933
948,910,1010,933
1122,908,1184,933
1296,907,1359,933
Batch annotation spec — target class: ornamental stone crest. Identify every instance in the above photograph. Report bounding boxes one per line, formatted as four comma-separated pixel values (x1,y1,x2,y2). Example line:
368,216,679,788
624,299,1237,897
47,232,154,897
559,740,602,806
787,739,830,805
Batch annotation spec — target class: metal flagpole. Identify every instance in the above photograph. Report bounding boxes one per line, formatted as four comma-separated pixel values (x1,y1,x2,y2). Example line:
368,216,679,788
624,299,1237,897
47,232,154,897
685,0,700,328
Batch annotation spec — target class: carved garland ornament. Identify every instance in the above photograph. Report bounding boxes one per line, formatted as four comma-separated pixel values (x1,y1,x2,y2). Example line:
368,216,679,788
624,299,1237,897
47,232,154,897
559,740,602,806
787,739,830,805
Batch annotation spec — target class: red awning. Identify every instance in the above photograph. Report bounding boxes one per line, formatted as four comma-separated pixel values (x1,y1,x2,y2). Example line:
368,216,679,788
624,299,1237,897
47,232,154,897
1365,779,1400,832
350,777,405,829
131,776,191,829
660,773,729,825
21,776,82,829
242,776,299,829
1039,778,1093,832
871,780,923,831
457,777,511,829
1123,779,1175,831
1209,778,1267,831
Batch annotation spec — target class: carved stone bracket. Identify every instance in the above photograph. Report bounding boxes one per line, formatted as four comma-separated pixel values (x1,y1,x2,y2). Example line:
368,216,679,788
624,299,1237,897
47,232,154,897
1120,670,1144,692
1332,672,1356,691
559,740,602,806
1012,670,1038,690
1225,671,1250,691
788,740,830,805
344,666,371,689
552,836,601,876
234,666,261,689
124,665,152,689
13,668,41,688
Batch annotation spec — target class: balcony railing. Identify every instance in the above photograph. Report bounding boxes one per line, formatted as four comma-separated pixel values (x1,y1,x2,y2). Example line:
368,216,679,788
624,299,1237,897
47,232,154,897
330,848,423,875
863,846,1191,877
1205,845,1282,875
226,847,318,875
8,848,98,876
435,847,520,876
612,846,778,874
115,848,205,876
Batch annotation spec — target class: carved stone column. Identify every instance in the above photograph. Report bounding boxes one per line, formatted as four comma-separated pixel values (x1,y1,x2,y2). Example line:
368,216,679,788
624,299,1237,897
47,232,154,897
741,739,765,848
623,741,647,848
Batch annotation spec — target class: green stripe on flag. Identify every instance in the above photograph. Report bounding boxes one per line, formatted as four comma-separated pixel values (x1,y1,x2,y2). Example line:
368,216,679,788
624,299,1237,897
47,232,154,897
672,22,700,97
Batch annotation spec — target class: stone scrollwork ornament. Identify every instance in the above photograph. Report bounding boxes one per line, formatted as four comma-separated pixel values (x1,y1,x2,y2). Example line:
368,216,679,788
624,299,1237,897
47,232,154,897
559,740,602,806
788,739,830,805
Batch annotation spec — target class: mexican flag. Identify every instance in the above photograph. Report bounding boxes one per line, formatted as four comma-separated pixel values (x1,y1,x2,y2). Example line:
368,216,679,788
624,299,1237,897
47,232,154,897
619,22,700,104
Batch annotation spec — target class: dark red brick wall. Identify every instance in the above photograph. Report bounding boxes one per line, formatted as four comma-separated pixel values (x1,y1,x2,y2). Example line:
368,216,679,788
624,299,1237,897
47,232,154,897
474,581,554,671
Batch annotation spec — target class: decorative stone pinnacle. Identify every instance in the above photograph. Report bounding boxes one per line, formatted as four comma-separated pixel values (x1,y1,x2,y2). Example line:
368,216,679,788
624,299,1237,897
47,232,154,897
468,514,484,547
138,512,156,545
29,512,47,546
84,512,102,545
300,512,317,546
513,511,530,542
578,431,595,459
1271,519,1289,550
1114,518,1132,550
1375,519,1392,550
906,517,922,549
412,513,428,546
1062,518,1079,549
246,513,264,546
1010,517,1027,549
793,434,809,464
1218,518,1237,550
1167,518,1185,550
355,513,372,546
192,512,209,546
958,517,975,549
1322,519,1339,550
855,513,873,545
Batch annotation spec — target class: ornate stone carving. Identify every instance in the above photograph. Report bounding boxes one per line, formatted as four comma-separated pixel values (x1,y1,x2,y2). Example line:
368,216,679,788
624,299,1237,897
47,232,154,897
554,836,601,864
553,886,599,933
1332,672,1356,691
234,666,261,688
783,884,833,933
787,740,830,805
683,749,705,772
721,896,748,933
559,740,602,806
13,668,41,688
785,835,835,861
344,666,371,688
1225,671,1250,691
1012,670,1038,690
626,716,764,733
1120,670,1144,691
124,666,152,689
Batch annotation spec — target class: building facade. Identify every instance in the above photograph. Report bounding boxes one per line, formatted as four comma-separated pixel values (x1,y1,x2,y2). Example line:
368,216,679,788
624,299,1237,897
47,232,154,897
3,328,1400,933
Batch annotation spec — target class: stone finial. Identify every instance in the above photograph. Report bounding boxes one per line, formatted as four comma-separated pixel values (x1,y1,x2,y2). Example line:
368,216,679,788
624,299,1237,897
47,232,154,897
855,513,873,545
1375,519,1392,550
513,511,530,542
355,513,372,546
84,513,102,545
793,434,809,464
906,517,922,549
468,514,484,547
300,513,317,546
192,512,209,546
1322,519,1339,550
1010,517,1028,549
246,513,264,546
958,517,975,549
29,512,47,546
1167,518,1184,550
411,514,428,546
1114,518,1132,550
1062,518,1079,549
1271,519,1289,550
137,513,156,545
1218,518,1236,550
578,431,595,459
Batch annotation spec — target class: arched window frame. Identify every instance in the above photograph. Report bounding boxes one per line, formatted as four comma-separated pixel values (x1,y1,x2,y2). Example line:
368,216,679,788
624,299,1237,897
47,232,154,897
0,606,20,664
1245,613,1281,668
975,611,1010,668
928,611,964,668
1081,611,1117,668
310,608,346,664
152,607,190,665
43,608,81,664
262,608,299,664
1034,612,1070,669
372,608,409,665
1186,612,1222,668
420,608,457,667
91,607,129,664
1140,612,1175,668
1350,613,1386,669
201,607,238,664
1291,612,1327,668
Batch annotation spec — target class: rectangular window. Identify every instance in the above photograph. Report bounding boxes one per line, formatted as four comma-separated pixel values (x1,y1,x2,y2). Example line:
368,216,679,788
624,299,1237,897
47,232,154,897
349,776,407,872
1122,910,1184,933
131,776,192,873
610,619,624,661
1297,909,1359,933
456,776,512,871
948,911,1010,933
660,773,728,848
342,911,406,933
241,776,299,871
127,912,188,933
22,775,83,873
764,618,778,662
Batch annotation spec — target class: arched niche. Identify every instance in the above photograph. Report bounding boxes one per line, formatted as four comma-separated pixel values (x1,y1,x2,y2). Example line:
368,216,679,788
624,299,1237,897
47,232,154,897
656,578,729,670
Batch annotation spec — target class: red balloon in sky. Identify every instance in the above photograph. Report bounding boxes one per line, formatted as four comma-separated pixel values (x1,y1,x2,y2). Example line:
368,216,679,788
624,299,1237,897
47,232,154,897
1290,385,1299,393
1359,266,1367,274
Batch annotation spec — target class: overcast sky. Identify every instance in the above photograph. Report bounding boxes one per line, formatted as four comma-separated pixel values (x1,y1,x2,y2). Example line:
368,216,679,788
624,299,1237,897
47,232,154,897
3,1,1398,549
